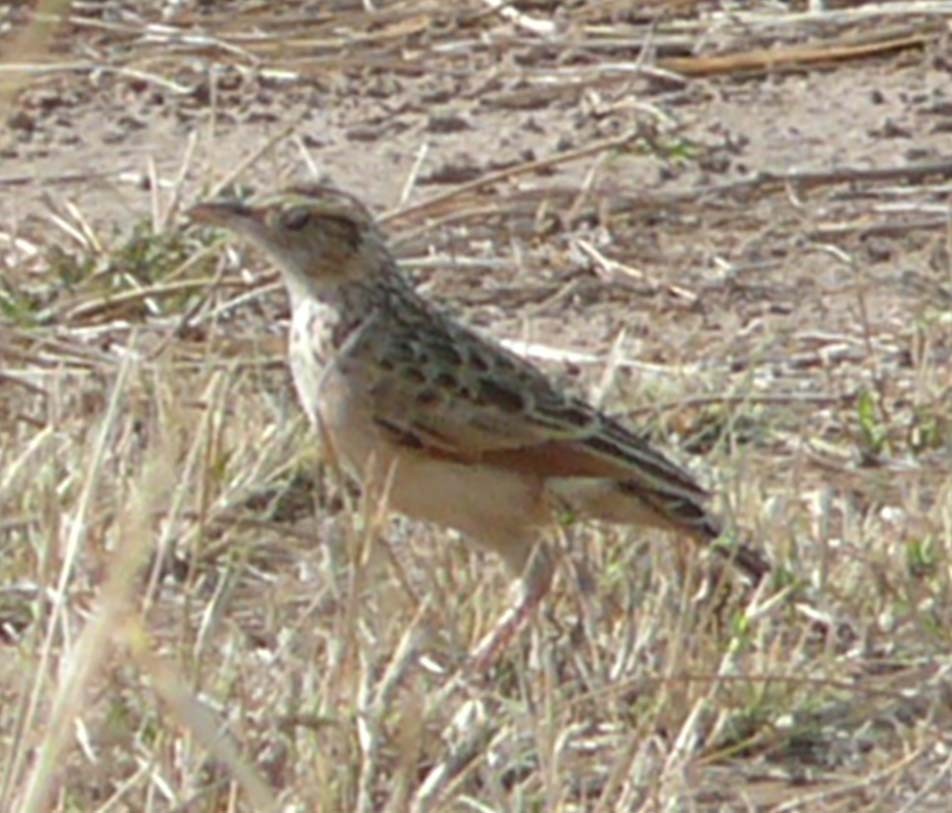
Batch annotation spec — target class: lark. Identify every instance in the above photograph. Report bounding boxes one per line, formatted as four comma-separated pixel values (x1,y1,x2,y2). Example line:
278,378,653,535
190,186,768,667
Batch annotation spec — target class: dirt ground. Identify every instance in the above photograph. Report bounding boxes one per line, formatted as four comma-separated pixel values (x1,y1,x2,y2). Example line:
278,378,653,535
2,2,952,811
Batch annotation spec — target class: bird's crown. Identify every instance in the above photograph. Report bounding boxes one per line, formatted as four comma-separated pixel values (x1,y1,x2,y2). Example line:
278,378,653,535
190,184,390,293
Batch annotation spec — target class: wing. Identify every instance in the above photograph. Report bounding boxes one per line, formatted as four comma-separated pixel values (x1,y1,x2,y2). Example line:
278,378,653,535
355,309,769,580
358,310,707,500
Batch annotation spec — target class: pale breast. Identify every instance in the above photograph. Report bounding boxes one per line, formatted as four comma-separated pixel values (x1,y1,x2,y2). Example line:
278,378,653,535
288,299,393,478
288,299,339,426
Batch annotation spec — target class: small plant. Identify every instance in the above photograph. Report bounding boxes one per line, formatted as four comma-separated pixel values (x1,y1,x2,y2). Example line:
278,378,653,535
0,276,44,325
905,536,937,579
855,388,888,460
909,405,948,455
109,219,196,285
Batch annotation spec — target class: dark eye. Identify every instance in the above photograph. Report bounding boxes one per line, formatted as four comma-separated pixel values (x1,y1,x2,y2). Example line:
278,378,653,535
282,207,310,230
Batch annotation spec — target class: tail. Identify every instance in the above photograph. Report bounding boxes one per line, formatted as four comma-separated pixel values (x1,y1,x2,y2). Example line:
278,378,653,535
708,529,771,582
622,484,770,582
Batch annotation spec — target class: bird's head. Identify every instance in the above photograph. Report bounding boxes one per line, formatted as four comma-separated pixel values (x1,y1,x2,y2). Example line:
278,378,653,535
190,185,387,297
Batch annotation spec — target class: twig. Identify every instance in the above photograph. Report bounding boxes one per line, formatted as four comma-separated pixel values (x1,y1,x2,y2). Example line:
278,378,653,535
659,21,941,76
399,139,430,207
410,701,496,813
356,604,429,813
207,115,307,198
383,126,651,224
15,350,134,813
626,392,853,418
481,0,558,36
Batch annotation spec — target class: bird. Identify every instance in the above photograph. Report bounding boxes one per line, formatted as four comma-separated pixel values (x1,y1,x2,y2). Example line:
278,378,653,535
189,185,769,668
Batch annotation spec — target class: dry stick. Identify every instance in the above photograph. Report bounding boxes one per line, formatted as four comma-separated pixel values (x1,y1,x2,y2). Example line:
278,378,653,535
129,640,277,811
355,600,430,813
3,327,112,369
40,194,96,252
0,169,132,187
236,14,433,53
207,114,307,198
206,60,220,169
0,59,196,93
606,158,952,212
144,255,231,361
773,746,927,813
481,0,558,36
715,158,952,195
410,709,497,813
381,126,650,225
566,149,611,226
807,216,951,239
593,731,646,813
571,668,937,713
573,236,697,302
658,23,939,76
399,139,430,207
292,132,322,179
626,392,853,418
895,749,952,813
44,273,220,324
141,372,230,617
233,13,937,72
715,2,952,30
0,367,50,398
14,352,134,813
392,157,952,241
486,62,689,95
162,128,200,230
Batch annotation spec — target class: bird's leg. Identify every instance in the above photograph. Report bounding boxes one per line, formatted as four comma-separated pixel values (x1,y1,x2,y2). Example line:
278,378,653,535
469,541,554,672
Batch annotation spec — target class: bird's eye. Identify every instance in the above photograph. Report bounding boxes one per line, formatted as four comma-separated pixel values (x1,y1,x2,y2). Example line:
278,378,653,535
282,207,311,231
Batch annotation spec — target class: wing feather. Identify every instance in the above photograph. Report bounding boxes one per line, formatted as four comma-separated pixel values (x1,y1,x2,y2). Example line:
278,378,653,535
361,314,708,504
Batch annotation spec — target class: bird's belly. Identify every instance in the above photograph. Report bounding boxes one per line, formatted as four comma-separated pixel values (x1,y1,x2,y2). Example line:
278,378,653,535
309,368,550,573
390,455,552,575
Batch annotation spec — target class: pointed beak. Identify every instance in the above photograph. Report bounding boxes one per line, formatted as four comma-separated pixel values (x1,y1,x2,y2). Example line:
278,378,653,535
188,199,266,232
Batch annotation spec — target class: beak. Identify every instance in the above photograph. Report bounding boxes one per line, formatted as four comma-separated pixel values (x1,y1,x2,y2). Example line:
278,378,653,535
188,199,266,231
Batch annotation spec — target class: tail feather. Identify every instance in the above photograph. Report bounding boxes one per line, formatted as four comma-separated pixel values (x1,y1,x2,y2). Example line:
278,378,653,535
547,477,770,582
622,484,770,582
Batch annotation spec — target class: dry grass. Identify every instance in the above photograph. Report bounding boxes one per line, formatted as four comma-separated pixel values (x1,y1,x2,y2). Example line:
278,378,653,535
2,1,952,811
